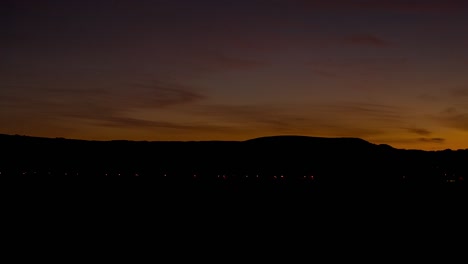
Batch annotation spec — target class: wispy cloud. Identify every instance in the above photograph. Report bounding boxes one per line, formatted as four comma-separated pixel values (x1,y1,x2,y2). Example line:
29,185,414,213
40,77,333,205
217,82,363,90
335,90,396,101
295,0,468,14
435,107,468,131
309,56,408,80
418,93,440,103
129,82,205,109
341,34,391,47
195,102,394,139
195,104,294,130
321,102,404,122
351,0,467,13
371,137,447,150
418,85,468,104
406,128,432,136
179,54,267,78
449,86,468,97
94,116,231,132
209,55,264,71
418,137,445,143
0,80,206,131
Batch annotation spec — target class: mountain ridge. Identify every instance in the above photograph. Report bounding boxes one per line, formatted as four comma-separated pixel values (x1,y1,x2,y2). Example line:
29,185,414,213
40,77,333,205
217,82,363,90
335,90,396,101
3,133,467,152
0,133,466,189
0,133,408,150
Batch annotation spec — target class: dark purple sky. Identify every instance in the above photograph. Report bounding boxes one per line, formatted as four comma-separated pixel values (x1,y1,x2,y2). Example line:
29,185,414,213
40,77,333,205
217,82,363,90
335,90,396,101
1,0,468,150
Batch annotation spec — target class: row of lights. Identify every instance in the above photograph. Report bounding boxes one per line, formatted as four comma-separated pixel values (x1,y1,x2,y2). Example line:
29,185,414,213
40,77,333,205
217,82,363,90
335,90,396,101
4,171,464,182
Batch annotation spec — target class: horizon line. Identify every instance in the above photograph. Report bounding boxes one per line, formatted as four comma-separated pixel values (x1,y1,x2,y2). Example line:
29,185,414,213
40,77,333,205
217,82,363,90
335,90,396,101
1,133,465,152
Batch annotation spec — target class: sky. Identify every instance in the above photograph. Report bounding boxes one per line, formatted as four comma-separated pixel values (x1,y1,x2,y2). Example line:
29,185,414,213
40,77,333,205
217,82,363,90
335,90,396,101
1,0,468,150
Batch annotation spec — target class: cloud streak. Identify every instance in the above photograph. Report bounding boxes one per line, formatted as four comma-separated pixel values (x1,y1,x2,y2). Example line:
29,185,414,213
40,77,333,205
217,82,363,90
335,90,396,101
94,116,231,132
406,128,432,136
194,102,395,139
129,82,205,109
341,34,391,47
437,107,468,132
0,81,206,131
418,137,445,143
295,0,468,14
450,87,468,97
320,102,404,122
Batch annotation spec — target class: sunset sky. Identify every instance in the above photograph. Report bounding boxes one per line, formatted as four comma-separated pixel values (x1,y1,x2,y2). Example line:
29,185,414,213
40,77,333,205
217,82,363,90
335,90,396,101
1,0,468,150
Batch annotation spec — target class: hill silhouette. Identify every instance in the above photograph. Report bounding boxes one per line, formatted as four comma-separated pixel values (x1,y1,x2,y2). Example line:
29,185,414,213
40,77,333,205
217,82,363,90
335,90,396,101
1,133,466,190
2,136,468,224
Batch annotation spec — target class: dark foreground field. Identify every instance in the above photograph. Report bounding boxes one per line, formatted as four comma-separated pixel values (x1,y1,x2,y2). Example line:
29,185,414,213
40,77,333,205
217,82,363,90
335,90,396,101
4,173,465,204
3,172,465,248
2,134,466,221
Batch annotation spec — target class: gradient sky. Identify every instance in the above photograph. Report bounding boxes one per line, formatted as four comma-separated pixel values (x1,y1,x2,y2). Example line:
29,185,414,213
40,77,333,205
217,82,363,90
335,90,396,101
2,0,468,150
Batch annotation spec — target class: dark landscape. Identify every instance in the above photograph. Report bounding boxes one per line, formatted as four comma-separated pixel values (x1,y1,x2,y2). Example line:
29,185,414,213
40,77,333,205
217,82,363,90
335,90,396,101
2,132,467,237
2,133,466,199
